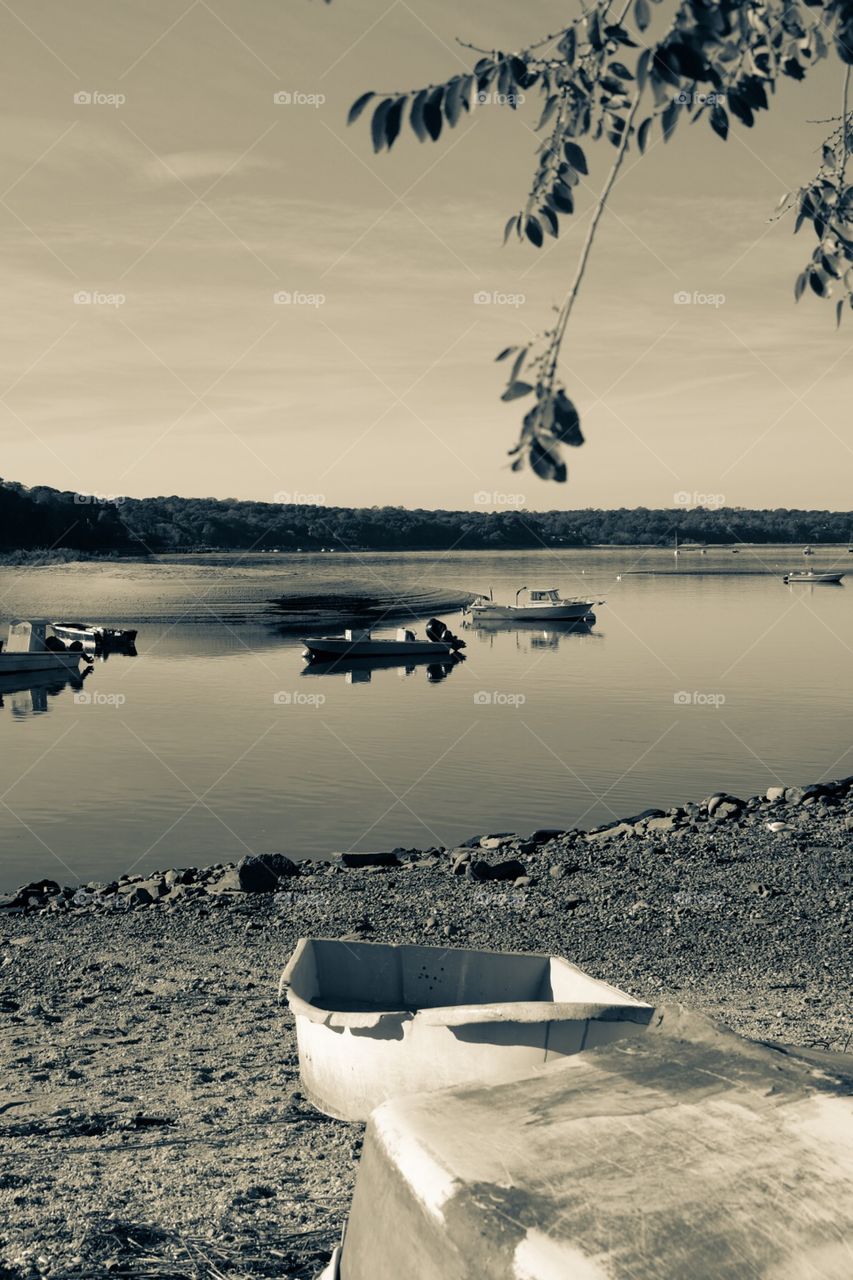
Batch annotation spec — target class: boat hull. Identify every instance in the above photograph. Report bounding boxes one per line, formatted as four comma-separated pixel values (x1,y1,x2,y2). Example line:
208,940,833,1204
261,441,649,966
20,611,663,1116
303,637,456,659
52,623,138,649
0,652,84,674
465,602,595,621
784,572,844,584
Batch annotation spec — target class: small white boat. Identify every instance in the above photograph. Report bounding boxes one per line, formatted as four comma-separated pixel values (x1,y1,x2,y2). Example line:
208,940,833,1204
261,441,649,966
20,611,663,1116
51,621,138,650
464,587,601,622
783,570,845,584
0,621,88,674
302,624,464,661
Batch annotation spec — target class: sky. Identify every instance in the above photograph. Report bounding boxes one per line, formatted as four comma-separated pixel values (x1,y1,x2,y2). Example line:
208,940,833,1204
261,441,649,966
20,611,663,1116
0,0,850,512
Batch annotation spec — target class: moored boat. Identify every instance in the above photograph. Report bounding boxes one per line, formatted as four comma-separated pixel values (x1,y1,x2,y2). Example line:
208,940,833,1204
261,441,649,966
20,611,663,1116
0,621,89,674
302,622,465,661
783,570,844,584
51,621,138,651
464,587,601,622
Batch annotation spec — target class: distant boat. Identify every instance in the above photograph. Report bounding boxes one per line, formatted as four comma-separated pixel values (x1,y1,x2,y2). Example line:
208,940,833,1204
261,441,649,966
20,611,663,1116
0,621,89,675
783,570,844,584
302,622,465,661
673,533,680,558
463,588,601,622
51,622,137,651
803,545,814,556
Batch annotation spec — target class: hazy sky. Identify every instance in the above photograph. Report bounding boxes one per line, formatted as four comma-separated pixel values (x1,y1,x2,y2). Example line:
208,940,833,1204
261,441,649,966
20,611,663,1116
1,0,849,511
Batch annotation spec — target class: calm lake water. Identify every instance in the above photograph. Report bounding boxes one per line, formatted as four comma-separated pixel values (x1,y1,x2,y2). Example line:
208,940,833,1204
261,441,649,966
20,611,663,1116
1,548,851,889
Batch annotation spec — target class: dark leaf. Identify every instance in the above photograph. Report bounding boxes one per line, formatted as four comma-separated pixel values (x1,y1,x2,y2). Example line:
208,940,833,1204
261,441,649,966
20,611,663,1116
371,99,393,152
495,347,517,362
794,271,807,302
424,87,444,141
836,299,844,327
540,206,559,237
563,141,588,173
525,215,544,248
502,213,520,244
809,268,827,297
501,381,535,401
783,57,805,80
661,100,679,142
609,61,634,80
559,28,576,64
530,438,567,482
551,391,584,446
444,77,464,126
727,92,753,128
347,92,375,126
384,97,406,149
551,182,574,213
637,117,653,153
709,104,728,141
410,89,429,141
634,0,651,33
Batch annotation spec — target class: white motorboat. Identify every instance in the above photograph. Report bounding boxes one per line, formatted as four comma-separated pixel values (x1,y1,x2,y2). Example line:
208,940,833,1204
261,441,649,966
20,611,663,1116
783,570,845,584
0,621,88,674
302,623,465,661
51,621,138,650
463,587,601,622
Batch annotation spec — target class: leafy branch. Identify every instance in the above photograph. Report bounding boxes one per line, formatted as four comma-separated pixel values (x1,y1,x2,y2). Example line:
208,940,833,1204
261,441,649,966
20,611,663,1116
342,0,853,481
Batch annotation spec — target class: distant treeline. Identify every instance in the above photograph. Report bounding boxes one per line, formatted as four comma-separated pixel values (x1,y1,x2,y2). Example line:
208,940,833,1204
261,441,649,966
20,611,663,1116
1,479,850,554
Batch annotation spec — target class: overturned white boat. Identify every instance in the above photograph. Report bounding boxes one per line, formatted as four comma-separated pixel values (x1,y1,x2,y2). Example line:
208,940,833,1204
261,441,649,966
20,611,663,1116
302,621,465,661
464,586,601,622
0,621,89,675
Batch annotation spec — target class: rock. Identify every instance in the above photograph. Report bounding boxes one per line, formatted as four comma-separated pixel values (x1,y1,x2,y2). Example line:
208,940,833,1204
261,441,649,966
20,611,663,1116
529,828,565,844
710,801,742,823
766,786,786,803
128,886,154,906
587,822,634,842
706,793,743,817
338,851,400,870
466,858,526,883
451,850,471,875
627,809,667,826
645,815,676,832
237,854,299,891
514,876,531,888
479,833,516,849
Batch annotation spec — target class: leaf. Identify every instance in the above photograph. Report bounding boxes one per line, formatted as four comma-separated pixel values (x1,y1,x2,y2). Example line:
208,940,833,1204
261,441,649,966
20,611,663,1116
384,97,406,149
444,77,464,127
423,87,444,141
371,99,393,152
348,92,375,126
809,268,827,298
551,391,584,446
637,117,653,153
410,90,428,142
609,61,634,80
501,381,535,401
537,96,560,131
661,100,679,142
634,0,651,33
794,271,807,302
563,141,588,174
636,48,651,88
559,28,576,64
551,182,574,213
525,215,544,248
529,438,567,482
495,347,517,362
509,349,528,382
502,213,519,244
836,299,844,328
709,104,728,141
540,206,559,237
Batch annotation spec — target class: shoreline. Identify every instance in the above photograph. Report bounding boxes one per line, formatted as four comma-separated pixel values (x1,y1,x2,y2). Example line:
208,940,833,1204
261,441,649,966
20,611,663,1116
2,773,850,1278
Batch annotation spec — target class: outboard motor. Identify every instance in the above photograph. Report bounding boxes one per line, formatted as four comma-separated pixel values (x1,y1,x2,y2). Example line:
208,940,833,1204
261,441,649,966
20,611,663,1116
425,617,447,643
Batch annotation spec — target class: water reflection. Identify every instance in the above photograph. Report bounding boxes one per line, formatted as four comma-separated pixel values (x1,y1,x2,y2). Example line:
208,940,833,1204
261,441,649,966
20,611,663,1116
0,665,91,718
462,616,602,652
301,653,465,685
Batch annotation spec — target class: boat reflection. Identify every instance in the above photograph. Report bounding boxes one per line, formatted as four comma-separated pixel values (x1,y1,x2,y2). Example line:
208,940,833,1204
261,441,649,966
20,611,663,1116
0,664,92,718
301,653,464,685
461,615,601,651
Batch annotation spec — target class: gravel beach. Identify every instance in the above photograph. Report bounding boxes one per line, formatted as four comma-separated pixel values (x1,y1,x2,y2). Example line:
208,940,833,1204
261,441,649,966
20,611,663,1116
2,777,851,1279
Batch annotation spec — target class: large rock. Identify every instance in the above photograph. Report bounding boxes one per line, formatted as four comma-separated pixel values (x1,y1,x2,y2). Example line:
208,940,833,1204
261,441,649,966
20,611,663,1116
587,822,634,843
465,858,526,883
766,786,786,803
237,854,299,892
338,851,400,870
